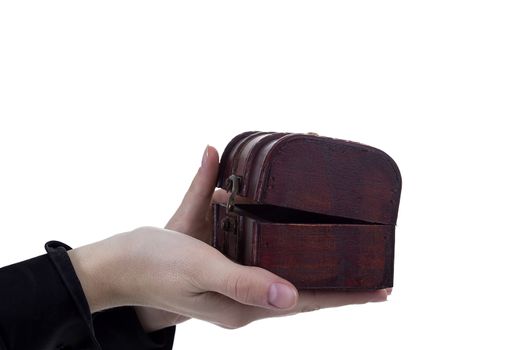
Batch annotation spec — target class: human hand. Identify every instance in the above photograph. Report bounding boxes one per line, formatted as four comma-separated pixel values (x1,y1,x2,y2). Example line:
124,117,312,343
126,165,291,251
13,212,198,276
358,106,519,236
133,145,224,330
68,146,389,332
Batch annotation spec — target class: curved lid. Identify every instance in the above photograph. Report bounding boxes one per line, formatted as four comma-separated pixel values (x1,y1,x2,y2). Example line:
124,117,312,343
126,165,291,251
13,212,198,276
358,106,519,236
217,131,402,225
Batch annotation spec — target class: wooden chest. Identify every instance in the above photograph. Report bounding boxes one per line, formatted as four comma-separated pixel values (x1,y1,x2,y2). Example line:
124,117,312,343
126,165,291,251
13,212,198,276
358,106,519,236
212,131,401,290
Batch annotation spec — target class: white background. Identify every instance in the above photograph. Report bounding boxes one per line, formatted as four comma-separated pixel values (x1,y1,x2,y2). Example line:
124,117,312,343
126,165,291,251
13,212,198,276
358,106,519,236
1,1,524,349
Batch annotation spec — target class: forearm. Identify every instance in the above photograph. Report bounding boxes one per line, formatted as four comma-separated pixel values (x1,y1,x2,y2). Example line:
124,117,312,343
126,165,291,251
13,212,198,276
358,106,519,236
67,237,169,333
66,236,177,349
67,238,124,313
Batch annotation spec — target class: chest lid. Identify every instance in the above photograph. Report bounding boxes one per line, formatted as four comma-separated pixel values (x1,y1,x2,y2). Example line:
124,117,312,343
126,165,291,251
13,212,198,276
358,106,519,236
217,131,401,225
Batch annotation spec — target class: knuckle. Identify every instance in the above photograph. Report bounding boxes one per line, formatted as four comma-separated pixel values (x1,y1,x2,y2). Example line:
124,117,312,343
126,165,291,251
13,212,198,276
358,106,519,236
226,274,248,302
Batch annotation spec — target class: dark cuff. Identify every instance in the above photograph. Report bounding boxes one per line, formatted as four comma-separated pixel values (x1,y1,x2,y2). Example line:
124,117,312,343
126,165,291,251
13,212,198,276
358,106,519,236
0,242,98,349
0,241,176,350
93,307,175,350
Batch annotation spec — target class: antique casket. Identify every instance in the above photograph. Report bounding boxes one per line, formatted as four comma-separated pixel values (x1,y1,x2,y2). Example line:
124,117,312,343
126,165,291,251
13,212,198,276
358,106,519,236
212,131,401,290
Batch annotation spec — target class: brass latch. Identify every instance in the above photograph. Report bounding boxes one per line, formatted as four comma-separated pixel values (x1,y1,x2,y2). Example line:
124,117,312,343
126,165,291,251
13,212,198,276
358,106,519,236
225,174,242,214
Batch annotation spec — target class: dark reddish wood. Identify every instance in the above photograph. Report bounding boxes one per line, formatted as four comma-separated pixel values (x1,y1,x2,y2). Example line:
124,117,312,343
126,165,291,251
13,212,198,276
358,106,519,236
212,131,401,290
217,132,401,224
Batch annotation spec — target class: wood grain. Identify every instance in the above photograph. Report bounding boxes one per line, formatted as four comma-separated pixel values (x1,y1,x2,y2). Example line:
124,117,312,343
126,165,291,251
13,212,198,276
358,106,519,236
213,132,401,290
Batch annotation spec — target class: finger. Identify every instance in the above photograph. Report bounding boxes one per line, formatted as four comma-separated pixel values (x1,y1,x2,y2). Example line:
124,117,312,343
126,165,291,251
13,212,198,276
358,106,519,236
212,188,254,205
295,289,388,311
167,291,257,329
166,145,220,228
212,189,229,204
245,289,388,320
174,288,388,329
197,253,299,310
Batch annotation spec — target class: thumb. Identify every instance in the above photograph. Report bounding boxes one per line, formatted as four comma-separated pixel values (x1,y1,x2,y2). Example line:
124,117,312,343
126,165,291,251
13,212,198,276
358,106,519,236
167,145,219,226
202,253,299,310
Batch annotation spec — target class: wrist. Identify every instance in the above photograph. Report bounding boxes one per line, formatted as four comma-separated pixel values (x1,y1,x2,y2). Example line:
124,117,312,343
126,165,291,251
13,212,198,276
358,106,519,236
68,239,123,313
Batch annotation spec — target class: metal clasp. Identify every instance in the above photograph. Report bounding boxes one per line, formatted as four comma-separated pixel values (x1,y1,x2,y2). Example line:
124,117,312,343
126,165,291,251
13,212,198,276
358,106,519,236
225,174,241,214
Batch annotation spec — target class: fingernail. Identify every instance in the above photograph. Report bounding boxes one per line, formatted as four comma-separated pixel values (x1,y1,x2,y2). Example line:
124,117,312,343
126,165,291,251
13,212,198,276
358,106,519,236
201,145,209,167
268,283,296,309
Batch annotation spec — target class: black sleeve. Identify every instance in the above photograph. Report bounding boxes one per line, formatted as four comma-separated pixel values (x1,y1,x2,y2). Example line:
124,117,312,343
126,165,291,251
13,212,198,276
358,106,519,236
0,241,175,350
